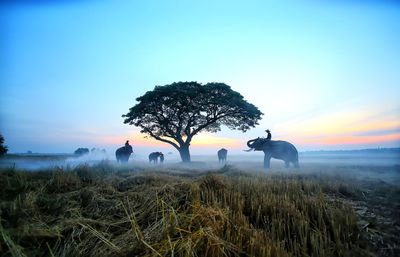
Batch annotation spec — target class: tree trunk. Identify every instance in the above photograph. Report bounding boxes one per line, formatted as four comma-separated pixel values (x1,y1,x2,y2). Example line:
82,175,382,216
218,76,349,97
178,145,191,162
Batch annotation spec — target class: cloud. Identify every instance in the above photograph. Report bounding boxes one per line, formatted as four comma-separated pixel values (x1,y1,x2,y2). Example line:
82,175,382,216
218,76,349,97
354,128,400,137
295,133,400,146
279,106,400,137
95,131,246,149
272,105,400,148
191,133,245,148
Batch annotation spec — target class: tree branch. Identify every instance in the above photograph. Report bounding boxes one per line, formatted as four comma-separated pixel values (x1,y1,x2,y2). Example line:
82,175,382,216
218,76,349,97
144,129,180,149
184,112,233,144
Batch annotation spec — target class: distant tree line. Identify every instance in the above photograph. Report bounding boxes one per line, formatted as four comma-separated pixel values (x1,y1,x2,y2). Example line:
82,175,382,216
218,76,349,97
74,147,106,156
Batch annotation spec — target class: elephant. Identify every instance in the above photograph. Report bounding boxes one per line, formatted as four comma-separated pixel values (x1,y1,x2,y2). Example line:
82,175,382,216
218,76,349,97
115,145,133,163
246,137,299,168
149,152,163,164
217,148,228,163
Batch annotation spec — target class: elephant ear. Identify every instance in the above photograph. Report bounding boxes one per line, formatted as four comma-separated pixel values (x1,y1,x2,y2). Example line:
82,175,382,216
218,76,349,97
253,139,266,151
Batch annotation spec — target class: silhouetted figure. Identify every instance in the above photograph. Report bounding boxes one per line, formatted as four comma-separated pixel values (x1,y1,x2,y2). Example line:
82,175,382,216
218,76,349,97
160,153,164,164
265,129,271,140
254,129,272,146
125,140,130,147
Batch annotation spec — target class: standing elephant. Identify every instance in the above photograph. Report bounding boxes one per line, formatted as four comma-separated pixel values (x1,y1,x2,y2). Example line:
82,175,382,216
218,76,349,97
246,138,299,168
149,152,163,164
217,148,228,163
115,145,133,163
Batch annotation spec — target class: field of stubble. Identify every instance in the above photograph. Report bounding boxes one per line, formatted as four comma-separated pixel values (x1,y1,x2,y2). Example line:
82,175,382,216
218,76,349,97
0,156,399,257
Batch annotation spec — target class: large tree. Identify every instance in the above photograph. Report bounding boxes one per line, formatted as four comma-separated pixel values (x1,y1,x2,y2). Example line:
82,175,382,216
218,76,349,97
123,82,263,162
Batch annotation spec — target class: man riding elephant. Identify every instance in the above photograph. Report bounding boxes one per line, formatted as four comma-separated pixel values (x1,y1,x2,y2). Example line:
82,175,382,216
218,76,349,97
245,129,299,168
266,129,271,140
116,140,133,163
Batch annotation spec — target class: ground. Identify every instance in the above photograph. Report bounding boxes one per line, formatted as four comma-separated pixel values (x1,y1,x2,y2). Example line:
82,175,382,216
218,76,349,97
0,155,399,257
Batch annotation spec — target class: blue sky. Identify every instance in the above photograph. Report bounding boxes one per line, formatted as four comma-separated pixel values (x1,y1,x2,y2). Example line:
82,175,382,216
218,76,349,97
1,0,399,154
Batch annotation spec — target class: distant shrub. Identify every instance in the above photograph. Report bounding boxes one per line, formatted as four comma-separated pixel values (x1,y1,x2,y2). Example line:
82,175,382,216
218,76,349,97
74,148,89,155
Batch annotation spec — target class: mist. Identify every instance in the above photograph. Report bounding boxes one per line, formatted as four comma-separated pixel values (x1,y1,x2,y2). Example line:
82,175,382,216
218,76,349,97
1,150,398,184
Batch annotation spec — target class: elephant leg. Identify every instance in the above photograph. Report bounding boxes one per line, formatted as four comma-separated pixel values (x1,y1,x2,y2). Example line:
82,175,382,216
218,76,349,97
293,161,300,168
264,154,271,168
285,161,290,168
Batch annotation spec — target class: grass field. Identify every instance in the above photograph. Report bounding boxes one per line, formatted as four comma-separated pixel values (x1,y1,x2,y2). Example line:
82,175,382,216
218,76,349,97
0,157,399,257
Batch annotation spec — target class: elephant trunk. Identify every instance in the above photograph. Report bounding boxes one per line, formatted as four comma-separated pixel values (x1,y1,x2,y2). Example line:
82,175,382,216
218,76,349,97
243,138,257,152
247,138,257,148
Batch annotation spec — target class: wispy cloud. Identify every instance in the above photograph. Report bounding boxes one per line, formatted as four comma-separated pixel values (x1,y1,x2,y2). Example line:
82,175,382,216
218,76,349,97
295,133,400,146
97,131,245,148
277,106,400,147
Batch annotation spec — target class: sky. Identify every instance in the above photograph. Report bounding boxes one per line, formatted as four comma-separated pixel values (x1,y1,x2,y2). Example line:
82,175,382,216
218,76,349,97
0,0,399,155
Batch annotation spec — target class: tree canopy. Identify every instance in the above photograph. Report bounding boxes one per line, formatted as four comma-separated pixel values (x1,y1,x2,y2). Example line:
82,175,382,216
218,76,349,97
123,82,263,162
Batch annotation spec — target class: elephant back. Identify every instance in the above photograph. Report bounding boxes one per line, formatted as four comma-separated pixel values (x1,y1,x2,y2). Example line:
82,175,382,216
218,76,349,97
116,146,133,157
149,152,159,158
115,146,124,155
268,140,299,160
218,148,227,156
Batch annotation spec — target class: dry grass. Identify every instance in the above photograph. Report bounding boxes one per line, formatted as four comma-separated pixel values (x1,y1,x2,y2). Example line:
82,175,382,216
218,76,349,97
0,162,397,257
